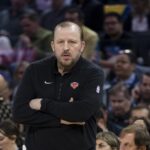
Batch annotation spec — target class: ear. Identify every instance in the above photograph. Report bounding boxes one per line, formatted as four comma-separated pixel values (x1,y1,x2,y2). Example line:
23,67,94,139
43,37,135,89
81,41,85,53
51,41,54,52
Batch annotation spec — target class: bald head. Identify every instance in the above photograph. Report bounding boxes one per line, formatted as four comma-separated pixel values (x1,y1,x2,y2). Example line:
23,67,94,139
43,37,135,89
53,21,84,41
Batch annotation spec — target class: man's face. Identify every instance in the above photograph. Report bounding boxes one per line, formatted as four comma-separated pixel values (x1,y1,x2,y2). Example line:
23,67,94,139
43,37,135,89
120,133,137,150
104,16,122,36
114,54,135,79
109,92,131,116
21,18,37,37
140,75,150,100
51,24,85,69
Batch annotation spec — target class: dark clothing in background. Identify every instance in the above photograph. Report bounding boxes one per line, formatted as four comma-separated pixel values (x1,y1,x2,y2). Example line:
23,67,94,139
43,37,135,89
13,56,104,150
99,32,134,59
107,111,131,136
72,0,104,33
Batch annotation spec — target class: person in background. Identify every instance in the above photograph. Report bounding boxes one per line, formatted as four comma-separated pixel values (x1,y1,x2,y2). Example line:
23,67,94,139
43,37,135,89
120,124,150,150
20,10,53,58
0,120,25,150
96,131,120,150
64,6,99,60
107,82,132,135
93,13,134,69
13,21,104,150
0,0,32,45
124,0,150,32
132,72,150,106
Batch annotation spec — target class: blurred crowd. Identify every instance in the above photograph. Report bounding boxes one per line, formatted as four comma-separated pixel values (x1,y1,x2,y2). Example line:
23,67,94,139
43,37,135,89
0,0,150,150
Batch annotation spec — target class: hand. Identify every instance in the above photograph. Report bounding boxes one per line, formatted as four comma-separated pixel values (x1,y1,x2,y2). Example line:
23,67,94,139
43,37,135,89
60,119,85,125
29,98,42,110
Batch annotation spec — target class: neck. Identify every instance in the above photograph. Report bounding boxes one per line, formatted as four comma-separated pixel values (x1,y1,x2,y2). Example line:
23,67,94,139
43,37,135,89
6,143,18,150
57,64,73,75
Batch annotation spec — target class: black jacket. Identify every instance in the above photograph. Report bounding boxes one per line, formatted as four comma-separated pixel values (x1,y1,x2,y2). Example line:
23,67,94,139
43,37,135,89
13,56,104,150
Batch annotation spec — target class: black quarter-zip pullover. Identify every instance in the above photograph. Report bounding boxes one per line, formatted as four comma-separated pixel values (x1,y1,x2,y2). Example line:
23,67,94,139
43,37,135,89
13,56,104,150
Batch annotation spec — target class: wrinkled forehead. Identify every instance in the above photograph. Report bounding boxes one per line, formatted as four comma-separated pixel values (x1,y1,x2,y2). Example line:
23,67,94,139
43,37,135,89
55,24,80,34
54,24,81,40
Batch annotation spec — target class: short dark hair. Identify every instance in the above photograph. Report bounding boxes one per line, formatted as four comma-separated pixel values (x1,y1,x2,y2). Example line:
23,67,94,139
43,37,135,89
108,82,131,100
52,21,84,40
104,12,122,23
119,49,137,64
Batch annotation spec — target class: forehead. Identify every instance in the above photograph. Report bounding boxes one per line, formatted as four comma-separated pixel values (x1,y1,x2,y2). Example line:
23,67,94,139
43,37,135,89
96,139,108,145
110,91,126,99
117,54,130,61
54,25,81,39
120,133,135,143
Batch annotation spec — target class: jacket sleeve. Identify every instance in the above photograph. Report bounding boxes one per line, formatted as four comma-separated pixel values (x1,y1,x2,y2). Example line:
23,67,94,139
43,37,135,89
41,69,104,122
12,65,60,127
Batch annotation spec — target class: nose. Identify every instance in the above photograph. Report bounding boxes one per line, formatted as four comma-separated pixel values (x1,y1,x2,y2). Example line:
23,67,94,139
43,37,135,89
64,42,69,51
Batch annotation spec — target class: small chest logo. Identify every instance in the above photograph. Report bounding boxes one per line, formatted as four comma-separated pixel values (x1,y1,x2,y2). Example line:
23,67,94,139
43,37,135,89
70,82,79,89
96,85,100,93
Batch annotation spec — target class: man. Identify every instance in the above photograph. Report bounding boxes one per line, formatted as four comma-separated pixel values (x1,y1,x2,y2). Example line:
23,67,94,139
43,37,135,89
13,21,104,150
132,72,150,106
107,82,132,135
120,124,150,150
0,0,32,44
64,7,99,60
21,10,53,57
94,12,134,69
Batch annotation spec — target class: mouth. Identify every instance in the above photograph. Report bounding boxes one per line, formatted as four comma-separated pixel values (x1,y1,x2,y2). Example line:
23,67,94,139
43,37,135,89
62,54,71,60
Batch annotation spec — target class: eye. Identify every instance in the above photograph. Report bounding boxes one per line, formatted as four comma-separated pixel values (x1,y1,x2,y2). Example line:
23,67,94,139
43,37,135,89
69,40,77,44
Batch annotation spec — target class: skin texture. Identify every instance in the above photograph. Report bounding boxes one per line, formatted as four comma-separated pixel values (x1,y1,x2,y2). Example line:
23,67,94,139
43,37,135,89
51,23,85,74
120,133,137,150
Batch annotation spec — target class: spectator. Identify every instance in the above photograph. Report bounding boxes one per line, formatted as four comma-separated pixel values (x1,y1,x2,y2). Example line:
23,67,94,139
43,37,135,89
64,6,99,60
21,10,53,57
132,72,150,106
40,0,68,31
96,131,120,150
109,49,139,91
0,35,14,67
14,35,38,63
0,120,25,150
0,0,32,45
94,13,134,69
120,124,150,150
71,0,104,33
130,105,150,122
124,0,150,32
107,82,132,135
